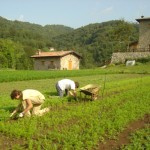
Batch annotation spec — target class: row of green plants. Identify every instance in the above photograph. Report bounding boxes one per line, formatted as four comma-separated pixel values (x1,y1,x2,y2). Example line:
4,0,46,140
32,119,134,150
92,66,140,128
0,62,150,83
0,74,149,149
0,69,111,83
122,126,150,149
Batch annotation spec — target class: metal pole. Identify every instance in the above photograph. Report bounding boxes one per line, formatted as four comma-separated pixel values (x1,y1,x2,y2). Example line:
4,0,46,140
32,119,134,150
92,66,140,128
102,73,106,100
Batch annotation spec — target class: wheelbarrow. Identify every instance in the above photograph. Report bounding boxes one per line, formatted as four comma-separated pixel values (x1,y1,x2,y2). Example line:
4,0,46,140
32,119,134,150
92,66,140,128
79,84,100,100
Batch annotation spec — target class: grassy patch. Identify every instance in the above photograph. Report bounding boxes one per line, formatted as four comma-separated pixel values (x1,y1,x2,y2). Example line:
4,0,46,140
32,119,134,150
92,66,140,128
0,65,150,149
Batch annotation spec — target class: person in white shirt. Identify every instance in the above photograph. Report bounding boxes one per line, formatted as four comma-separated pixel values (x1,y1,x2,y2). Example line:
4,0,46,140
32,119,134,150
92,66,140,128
10,89,50,118
56,79,79,99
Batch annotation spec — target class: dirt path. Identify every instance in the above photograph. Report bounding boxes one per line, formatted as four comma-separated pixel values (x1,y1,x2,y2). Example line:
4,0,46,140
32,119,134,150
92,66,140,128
97,114,150,150
0,114,149,150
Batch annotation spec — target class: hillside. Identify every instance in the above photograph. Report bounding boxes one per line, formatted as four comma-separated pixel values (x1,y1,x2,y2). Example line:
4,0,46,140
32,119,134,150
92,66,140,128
0,16,139,69
0,16,73,48
52,20,139,67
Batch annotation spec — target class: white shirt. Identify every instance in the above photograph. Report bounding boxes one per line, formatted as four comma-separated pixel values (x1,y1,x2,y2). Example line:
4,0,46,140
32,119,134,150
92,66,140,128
58,79,75,91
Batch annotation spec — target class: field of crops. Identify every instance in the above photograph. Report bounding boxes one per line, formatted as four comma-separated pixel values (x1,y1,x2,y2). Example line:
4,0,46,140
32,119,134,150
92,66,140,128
0,63,150,150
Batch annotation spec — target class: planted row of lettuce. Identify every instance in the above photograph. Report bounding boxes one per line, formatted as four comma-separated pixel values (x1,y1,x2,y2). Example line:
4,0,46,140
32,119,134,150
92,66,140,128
0,76,149,149
1,63,150,83
0,69,113,83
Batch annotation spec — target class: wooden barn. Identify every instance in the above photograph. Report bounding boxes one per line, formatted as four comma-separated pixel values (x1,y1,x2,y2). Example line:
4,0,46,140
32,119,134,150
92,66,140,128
31,50,82,70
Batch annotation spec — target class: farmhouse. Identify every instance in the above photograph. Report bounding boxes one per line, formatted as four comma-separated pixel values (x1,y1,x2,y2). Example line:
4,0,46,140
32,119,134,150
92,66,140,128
136,16,150,51
111,16,150,64
31,50,82,70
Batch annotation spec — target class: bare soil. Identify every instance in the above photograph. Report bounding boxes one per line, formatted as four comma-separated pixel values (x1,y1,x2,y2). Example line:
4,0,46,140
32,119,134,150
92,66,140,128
0,114,149,150
97,114,150,150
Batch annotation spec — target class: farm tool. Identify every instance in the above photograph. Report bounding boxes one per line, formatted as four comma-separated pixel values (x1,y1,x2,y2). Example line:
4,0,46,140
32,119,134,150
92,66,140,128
9,113,21,120
79,84,100,101
0,115,20,122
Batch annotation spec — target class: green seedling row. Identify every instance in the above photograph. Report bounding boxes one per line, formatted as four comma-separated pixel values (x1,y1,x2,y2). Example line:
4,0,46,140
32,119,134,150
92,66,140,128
0,71,149,149
122,126,150,150
0,62,150,83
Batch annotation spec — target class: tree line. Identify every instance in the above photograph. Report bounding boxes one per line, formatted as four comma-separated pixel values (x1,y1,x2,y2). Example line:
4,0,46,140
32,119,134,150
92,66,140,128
0,16,139,69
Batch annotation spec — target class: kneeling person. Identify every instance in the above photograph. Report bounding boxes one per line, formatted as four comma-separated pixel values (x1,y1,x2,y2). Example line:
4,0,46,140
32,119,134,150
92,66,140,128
10,89,50,118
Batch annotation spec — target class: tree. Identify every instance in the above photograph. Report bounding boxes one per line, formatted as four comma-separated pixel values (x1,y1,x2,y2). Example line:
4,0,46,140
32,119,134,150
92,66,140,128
0,39,29,69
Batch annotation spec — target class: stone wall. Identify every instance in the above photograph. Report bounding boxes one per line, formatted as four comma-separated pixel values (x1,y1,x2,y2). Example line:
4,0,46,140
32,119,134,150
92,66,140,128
138,20,150,49
61,54,80,70
33,57,60,70
33,54,80,70
111,52,150,64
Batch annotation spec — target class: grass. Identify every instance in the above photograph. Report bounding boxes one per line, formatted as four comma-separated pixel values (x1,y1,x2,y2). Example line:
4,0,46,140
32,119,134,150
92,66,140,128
122,126,150,150
0,63,150,149
0,62,149,83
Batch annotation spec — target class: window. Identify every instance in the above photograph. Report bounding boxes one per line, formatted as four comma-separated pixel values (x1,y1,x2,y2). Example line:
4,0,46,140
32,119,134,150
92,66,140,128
41,61,45,65
50,61,54,65
49,61,55,69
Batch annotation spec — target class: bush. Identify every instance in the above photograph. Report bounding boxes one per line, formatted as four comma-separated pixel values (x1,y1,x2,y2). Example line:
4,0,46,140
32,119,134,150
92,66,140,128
136,57,150,63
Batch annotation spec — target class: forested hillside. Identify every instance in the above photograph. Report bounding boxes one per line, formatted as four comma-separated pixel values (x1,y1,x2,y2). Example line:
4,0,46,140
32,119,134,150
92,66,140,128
0,16,139,69
52,20,139,67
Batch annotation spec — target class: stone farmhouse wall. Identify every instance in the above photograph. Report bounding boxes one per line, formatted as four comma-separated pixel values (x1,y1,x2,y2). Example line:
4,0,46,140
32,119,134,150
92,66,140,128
138,19,150,50
33,54,80,70
111,52,150,64
33,57,60,70
60,54,80,70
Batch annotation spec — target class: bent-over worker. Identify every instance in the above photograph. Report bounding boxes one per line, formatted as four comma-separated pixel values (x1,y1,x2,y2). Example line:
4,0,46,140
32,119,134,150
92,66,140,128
56,79,79,99
10,89,50,118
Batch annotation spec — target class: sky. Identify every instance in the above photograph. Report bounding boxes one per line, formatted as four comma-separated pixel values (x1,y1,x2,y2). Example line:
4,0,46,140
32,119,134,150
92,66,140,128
0,0,150,29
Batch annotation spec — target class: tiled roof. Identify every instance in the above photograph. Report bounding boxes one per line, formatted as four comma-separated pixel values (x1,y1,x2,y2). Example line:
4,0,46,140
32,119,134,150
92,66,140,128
31,50,81,58
136,17,150,22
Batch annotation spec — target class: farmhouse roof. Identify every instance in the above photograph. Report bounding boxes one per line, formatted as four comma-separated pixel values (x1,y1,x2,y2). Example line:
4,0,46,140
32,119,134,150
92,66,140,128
136,16,150,22
31,50,82,58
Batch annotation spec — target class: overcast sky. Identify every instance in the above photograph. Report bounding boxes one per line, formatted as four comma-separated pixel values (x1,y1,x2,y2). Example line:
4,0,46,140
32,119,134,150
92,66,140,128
0,0,150,29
